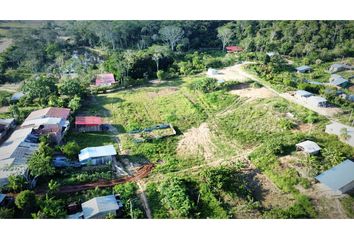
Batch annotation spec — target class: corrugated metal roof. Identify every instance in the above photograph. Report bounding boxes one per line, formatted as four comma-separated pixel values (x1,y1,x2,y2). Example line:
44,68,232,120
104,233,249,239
25,107,70,122
75,116,103,125
95,73,115,86
22,117,64,128
296,140,321,154
79,145,117,162
329,74,349,87
296,65,312,72
325,121,354,147
307,96,327,106
295,90,313,97
0,127,38,186
315,160,354,192
82,195,119,219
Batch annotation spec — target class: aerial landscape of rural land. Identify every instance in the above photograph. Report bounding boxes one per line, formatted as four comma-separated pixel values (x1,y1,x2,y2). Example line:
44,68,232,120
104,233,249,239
0,20,353,219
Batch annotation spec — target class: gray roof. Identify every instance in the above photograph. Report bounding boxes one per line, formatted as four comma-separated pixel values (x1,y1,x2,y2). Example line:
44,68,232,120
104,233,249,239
82,195,119,219
0,127,39,186
0,118,14,126
329,74,349,87
307,96,327,106
296,140,321,154
304,80,324,85
295,90,313,97
315,160,354,192
296,65,312,72
325,121,354,147
329,63,352,73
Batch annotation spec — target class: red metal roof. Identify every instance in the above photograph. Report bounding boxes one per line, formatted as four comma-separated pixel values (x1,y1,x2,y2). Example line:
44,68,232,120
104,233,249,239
75,116,103,126
95,73,115,86
226,46,243,52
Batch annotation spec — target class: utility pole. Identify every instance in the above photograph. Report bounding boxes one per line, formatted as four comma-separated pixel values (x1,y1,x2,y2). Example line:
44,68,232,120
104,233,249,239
130,199,134,219
349,109,353,126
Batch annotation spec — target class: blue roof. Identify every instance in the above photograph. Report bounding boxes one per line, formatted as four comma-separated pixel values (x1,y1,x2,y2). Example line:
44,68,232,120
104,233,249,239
0,193,5,203
79,145,117,161
315,160,354,192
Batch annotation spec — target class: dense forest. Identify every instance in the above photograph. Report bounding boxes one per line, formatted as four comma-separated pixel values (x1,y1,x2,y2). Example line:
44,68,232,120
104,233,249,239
0,20,353,84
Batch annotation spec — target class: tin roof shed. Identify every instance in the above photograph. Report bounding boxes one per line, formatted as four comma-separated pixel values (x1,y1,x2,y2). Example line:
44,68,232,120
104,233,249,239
315,160,354,193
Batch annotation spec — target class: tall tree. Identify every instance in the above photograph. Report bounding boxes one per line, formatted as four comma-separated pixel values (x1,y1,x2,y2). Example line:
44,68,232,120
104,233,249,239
159,25,184,51
217,26,233,50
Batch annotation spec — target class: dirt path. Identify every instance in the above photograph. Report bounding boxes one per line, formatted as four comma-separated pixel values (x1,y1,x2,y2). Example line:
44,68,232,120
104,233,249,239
209,62,255,82
235,63,344,121
36,164,154,194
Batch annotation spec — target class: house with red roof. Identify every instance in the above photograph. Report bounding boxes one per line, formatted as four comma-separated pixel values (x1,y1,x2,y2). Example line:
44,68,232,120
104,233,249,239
75,116,104,132
225,46,243,53
95,73,116,87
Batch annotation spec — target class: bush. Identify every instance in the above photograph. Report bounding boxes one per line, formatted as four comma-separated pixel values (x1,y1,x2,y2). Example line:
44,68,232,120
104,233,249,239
156,70,167,80
190,77,218,93
61,141,80,159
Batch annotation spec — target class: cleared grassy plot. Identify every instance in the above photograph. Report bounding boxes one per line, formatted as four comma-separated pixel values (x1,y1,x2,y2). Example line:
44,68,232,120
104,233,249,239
96,87,207,132
65,132,116,149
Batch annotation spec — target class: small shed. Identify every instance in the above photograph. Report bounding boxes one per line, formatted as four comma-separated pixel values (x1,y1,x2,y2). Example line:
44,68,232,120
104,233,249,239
329,63,352,73
307,96,327,107
304,80,324,86
81,195,122,219
295,90,313,98
95,73,115,87
266,52,277,57
11,92,25,102
296,140,321,155
226,46,243,53
315,159,354,194
75,116,103,132
207,68,218,76
329,74,349,88
79,145,117,165
325,121,354,147
296,65,312,73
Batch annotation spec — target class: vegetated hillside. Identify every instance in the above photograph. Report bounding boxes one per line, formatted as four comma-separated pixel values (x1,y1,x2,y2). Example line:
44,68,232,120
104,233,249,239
1,20,352,84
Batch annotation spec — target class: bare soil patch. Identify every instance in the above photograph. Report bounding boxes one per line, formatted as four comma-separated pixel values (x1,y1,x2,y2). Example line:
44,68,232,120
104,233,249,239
177,122,215,160
0,38,13,53
229,87,276,101
293,123,314,133
207,63,254,82
298,183,348,218
147,87,178,99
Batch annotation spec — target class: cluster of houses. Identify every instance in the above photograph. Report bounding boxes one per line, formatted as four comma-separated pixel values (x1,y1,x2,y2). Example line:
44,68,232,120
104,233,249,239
296,63,352,89
0,107,70,186
295,138,354,194
291,63,354,194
